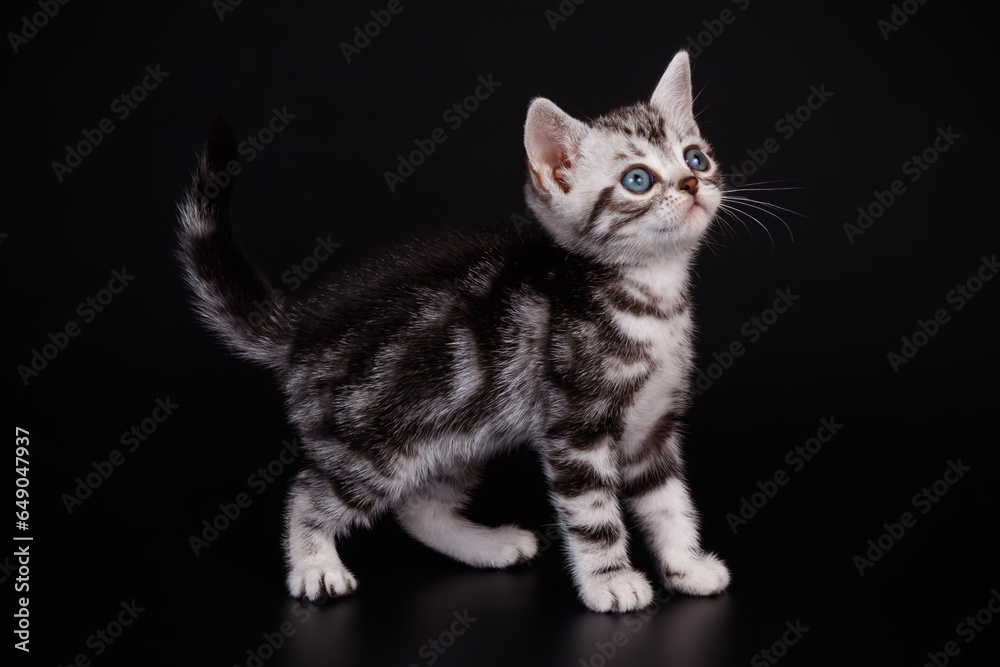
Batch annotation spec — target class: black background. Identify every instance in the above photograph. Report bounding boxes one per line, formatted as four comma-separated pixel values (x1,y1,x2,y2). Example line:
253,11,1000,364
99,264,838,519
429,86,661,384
4,1,999,666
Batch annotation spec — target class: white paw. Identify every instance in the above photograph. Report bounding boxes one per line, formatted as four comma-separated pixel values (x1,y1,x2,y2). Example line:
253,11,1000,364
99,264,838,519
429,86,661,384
579,568,654,613
287,562,358,602
490,526,539,567
462,525,538,568
664,552,730,596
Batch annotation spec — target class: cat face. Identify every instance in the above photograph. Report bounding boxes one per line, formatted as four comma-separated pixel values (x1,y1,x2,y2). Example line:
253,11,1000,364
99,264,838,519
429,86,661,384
524,51,721,265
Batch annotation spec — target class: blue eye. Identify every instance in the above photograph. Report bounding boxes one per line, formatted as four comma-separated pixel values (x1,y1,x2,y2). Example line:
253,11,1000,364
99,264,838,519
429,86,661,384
621,167,654,193
684,147,709,172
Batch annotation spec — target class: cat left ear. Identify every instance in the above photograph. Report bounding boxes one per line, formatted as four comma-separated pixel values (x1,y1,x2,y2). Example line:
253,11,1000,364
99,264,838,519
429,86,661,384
524,98,588,194
651,50,695,125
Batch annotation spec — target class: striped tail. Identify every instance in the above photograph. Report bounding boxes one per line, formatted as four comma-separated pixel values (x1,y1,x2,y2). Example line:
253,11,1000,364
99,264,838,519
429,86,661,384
177,117,291,369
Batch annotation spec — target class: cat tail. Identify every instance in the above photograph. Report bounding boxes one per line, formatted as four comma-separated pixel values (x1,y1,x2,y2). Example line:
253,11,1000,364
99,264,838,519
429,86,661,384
177,116,292,370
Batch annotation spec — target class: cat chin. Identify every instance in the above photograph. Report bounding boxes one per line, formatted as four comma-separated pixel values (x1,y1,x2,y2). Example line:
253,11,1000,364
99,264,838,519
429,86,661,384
657,215,712,244
628,234,704,264
681,211,714,241
686,196,717,222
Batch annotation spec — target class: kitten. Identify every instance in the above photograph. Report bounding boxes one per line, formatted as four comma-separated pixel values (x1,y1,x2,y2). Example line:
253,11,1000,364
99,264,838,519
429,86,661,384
178,50,730,613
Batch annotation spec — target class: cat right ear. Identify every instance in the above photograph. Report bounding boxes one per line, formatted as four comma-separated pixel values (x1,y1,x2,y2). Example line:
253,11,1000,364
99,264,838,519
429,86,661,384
651,50,695,127
524,98,588,194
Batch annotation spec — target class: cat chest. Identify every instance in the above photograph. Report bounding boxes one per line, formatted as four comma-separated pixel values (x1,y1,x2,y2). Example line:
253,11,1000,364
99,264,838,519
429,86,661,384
610,309,693,451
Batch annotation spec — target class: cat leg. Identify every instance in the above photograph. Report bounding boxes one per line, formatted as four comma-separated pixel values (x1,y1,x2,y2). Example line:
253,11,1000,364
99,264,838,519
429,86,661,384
544,442,654,613
284,467,363,602
395,463,538,568
623,431,730,596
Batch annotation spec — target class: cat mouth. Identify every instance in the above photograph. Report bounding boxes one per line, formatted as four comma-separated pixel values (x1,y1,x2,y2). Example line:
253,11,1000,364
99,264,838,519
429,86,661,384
686,198,706,218
684,199,715,231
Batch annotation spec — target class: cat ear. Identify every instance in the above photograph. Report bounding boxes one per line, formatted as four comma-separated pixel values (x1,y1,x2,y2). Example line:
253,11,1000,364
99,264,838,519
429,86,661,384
524,98,588,194
650,50,695,124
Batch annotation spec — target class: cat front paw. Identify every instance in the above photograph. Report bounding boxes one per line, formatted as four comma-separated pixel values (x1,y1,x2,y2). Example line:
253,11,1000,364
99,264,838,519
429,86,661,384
287,562,358,602
664,552,730,596
579,568,654,613
492,526,539,567
445,524,539,568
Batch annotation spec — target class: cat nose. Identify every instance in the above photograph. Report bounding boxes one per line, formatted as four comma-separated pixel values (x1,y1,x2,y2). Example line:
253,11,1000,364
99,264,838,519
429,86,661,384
679,176,699,196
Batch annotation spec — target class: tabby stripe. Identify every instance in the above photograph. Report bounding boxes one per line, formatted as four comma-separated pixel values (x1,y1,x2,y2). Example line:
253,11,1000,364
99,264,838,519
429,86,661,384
567,522,623,548
550,457,609,496
627,411,681,464
607,201,655,233
329,472,383,514
593,103,666,142
587,186,616,231
624,454,680,498
546,416,625,449
623,278,658,302
591,563,629,577
606,286,689,320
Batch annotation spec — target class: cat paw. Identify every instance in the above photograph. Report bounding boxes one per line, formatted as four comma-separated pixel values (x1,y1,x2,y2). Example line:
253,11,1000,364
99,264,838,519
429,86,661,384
492,526,539,567
579,568,654,613
287,563,358,602
462,525,538,568
664,552,730,596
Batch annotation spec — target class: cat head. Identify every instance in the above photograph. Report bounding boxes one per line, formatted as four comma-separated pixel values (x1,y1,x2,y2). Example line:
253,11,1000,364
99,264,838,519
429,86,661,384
523,50,721,265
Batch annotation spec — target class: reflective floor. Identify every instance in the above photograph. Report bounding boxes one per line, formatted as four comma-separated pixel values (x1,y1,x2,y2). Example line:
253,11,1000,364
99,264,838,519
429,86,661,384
29,434,999,667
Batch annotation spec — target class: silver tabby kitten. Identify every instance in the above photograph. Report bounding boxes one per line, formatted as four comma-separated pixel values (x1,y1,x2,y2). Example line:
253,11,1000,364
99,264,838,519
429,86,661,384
178,50,730,613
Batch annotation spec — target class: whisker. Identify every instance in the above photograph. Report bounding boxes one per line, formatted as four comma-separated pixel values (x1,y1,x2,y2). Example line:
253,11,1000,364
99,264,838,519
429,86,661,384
726,186,805,192
718,215,751,247
730,178,799,185
723,196,808,219
722,199,794,242
717,202,775,251
701,231,725,256
709,211,739,244
715,205,753,244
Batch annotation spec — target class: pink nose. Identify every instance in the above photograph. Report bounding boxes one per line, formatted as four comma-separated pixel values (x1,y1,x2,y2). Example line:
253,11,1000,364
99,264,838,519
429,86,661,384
679,177,699,196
